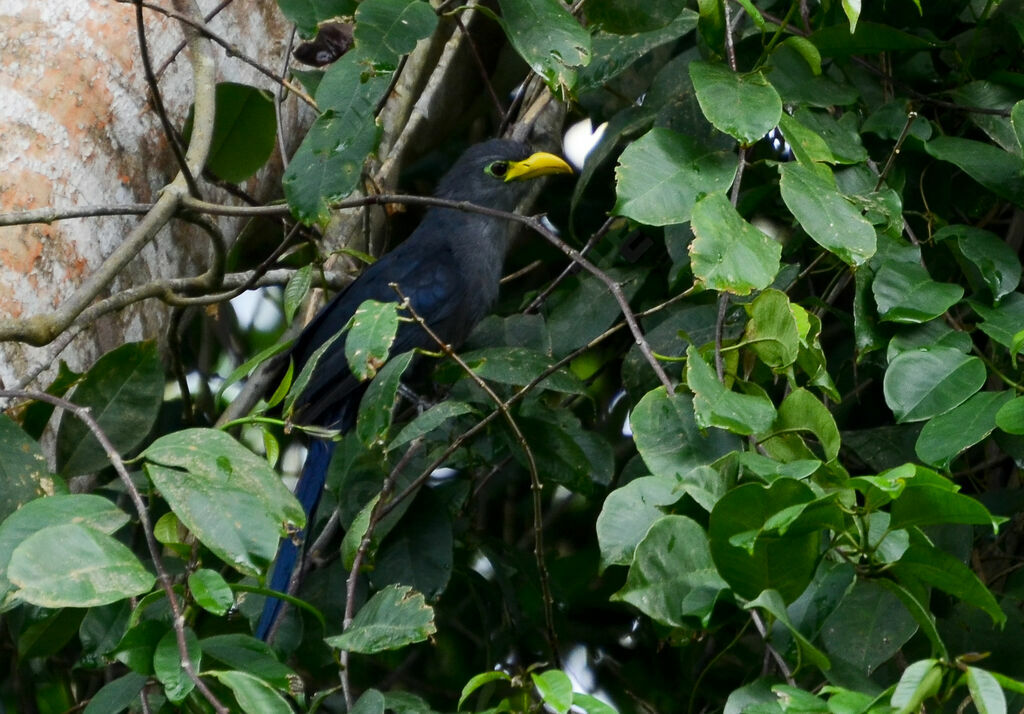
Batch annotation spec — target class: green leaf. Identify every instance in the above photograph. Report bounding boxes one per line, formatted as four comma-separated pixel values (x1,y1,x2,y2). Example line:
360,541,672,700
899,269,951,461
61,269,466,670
777,112,839,164
925,136,1024,206
325,584,437,653
611,515,729,628
353,0,438,64
819,578,917,675
200,634,296,691
708,478,819,602
283,263,313,324
517,405,615,494
578,10,698,91
883,347,986,423
57,341,163,477
596,474,688,571
0,415,52,523
369,490,453,601
810,21,941,56
686,345,776,435
935,225,1022,301
971,293,1024,348
0,496,131,599
494,0,591,93
454,346,585,394
890,484,1004,533
996,396,1024,434
346,299,400,381
584,0,688,33
532,670,573,714
779,162,876,266
388,401,474,451
891,659,943,714
154,627,200,703
277,0,356,36
740,289,800,370
690,192,782,295
873,261,963,323
630,388,740,480
8,523,154,607
209,670,294,714
82,672,147,714
356,350,414,448
188,569,235,615
144,429,305,575
284,52,392,224
352,689,387,714
914,391,1013,469
459,671,512,710
613,127,738,226
966,667,1007,714
185,82,276,184
891,543,1005,626
689,62,782,145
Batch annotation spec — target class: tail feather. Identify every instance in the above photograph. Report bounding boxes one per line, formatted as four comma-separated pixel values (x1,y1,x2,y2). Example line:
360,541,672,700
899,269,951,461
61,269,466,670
256,438,335,640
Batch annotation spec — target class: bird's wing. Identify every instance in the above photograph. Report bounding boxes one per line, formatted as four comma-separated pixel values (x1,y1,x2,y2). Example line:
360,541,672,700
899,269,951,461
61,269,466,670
289,237,467,428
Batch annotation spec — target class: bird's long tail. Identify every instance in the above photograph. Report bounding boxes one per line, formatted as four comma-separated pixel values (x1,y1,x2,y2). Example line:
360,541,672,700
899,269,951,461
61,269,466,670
256,437,335,640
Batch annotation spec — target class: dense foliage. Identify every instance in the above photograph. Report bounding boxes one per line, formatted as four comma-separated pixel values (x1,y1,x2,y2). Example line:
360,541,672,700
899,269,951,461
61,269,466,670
3,0,1024,712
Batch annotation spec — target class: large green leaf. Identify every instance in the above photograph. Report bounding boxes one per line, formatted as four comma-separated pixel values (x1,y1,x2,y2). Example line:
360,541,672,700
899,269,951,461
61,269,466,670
0,495,129,609
494,0,591,93
57,341,163,477
611,515,729,628
914,391,1013,469
630,388,740,479
690,192,782,295
596,475,688,571
0,415,52,523
689,62,782,145
708,478,820,602
891,543,1005,626
779,162,876,266
325,584,437,653
614,127,737,226
935,224,1022,301
872,261,963,324
925,136,1024,206
820,579,917,675
686,346,776,436
353,0,437,64
584,0,688,33
883,347,986,423
143,429,305,576
8,523,154,607
345,299,400,381
185,82,276,184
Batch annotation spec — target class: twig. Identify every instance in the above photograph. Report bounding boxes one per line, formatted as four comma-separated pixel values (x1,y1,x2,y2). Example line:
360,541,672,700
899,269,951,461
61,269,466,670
0,204,153,226
524,215,616,314
339,438,426,707
133,0,200,197
390,286,561,666
0,389,228,713
121,0,318,109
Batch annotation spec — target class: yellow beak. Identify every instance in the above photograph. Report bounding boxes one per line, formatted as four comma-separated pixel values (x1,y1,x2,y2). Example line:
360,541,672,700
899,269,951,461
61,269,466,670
503,151,574,182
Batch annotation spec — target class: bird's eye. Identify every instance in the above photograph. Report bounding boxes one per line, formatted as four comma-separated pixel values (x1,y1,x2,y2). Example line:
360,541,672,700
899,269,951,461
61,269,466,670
486,161,509,179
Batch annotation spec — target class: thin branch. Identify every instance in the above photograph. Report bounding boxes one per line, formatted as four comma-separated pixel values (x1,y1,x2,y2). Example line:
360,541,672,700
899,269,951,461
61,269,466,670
0,204,153,226
134,0,200,197
524,215,616,314
394,286,561,665
121,0,318,109
339,438,425,707
0,389,228,714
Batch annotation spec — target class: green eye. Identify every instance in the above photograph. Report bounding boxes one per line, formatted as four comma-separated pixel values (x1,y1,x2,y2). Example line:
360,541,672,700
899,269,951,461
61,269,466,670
485,161,509,179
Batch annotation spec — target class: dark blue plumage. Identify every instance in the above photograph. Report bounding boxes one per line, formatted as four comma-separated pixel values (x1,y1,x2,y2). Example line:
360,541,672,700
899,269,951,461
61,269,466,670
257,139,572,640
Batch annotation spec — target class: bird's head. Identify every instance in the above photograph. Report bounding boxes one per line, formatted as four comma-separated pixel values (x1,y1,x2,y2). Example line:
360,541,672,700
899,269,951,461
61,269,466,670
435,139,573,212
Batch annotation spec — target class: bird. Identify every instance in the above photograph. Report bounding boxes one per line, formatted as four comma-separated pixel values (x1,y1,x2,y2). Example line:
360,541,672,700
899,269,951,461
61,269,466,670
256,138,573,640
